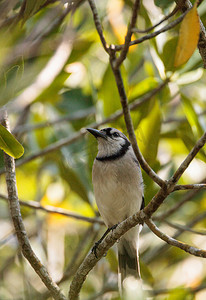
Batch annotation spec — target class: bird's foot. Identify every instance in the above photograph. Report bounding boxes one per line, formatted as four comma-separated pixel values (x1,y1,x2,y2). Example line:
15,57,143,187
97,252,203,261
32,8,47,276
92,224,118,258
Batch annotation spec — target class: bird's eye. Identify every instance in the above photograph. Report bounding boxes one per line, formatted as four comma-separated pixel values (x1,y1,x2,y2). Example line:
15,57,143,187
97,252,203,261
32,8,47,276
113,132,120,137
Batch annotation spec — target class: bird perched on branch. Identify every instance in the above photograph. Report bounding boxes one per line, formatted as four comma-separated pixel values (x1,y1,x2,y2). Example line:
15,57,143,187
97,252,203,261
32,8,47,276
87,127,144,290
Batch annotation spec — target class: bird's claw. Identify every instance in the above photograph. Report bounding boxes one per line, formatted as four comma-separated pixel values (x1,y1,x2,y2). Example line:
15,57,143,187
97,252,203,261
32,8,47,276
92,241,100,258
92,223,118,258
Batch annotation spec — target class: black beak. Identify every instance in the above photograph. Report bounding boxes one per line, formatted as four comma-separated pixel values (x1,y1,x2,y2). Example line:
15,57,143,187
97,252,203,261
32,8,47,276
86,128,106,139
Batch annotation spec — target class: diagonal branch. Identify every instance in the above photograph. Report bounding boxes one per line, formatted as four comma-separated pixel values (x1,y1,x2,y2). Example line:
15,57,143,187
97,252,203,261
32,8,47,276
87,0,109,53
114,10,188,51
110,65,167,188
114,0,140,68
145,219,206,258
134,5,179,33
1,113,66,300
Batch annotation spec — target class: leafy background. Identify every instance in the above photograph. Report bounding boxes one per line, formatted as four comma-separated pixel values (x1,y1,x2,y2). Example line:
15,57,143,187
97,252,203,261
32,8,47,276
0,0,206,299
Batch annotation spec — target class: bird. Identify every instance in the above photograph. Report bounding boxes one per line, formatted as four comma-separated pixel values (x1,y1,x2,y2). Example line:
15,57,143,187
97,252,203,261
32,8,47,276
87,127,144,289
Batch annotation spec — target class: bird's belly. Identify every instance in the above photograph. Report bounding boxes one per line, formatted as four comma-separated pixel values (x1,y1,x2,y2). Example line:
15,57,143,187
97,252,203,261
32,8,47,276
93,173,142,227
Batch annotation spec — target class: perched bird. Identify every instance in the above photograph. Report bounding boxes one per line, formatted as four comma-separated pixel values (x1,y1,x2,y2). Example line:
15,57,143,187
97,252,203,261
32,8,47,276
87,127,144,287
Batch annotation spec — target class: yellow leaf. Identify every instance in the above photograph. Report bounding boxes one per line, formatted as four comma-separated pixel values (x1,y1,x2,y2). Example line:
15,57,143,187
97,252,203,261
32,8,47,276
174,2,200,67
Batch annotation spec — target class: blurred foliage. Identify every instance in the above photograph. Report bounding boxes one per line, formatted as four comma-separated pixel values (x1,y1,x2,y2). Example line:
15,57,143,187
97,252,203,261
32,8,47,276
0,0,206,299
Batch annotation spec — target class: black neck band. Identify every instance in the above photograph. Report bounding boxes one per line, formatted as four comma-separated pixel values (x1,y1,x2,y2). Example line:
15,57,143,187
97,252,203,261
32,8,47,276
96,140,130,162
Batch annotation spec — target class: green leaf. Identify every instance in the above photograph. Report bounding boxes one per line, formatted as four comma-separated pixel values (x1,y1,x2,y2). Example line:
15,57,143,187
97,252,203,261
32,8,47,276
0,124,24,158
98,64,128,126
58,158,90,204
161,37,178,72
136,99,161,166
181,94,204,138
98,64,121,117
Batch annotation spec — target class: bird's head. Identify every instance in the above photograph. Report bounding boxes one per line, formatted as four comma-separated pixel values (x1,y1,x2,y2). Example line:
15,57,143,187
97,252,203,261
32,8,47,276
87,127,131,160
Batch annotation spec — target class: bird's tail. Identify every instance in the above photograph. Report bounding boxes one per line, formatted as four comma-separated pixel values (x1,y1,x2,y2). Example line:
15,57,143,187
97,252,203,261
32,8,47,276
117,230,140,289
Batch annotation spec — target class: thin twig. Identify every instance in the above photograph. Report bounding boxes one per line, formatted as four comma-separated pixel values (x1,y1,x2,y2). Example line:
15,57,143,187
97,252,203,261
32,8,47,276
173,184,206,191
144,132,206,217
133,5,179,33
156,218,206,236
114,0,140,68
145,211,206,264
157,178,206,220
110,64,167,188
1,113,66,300
114,10,188,51
87,0,109,53
13,107,95,134
145,219,206,258
0,193,104,225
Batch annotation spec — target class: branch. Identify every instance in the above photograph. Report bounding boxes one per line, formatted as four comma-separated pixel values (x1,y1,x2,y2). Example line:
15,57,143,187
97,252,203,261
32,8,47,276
133,5,179,33
173,183,206,191
1,113,66,300
68,209,146,300
110,65,167,188
114,0,140,68
87,0,109,53
156,218,206,236
145,211,206,264
0,193,104,225
144,132,206,217
13,107,95,135
157,177,206,220
114,10,188,51
145,219,206,258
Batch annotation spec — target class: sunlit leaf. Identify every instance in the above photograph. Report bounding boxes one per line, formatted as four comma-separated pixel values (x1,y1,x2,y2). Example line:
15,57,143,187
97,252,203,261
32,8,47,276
136,99,161,166
58,158,90,204
0,124,24,158
162,37,178,71
174,2,200,67
98,64,121,117
181,94,204,138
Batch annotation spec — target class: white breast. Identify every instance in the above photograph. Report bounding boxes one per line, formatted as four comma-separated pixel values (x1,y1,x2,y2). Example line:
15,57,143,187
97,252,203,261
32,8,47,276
92,149,143,227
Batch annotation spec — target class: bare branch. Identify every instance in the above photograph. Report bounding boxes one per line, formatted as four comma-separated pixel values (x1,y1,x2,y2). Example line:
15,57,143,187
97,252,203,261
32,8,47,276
157,178,206,220
0,193,103,225
155,218,206,236
145,211,206,264
133,5,179,33
145,133,206,217
145,219,206,258
13,107,95,135
110,65,167,188
114,0,140,68
1,113,66,300
114,10,188,51
173,184,206,191
87,0,109,53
